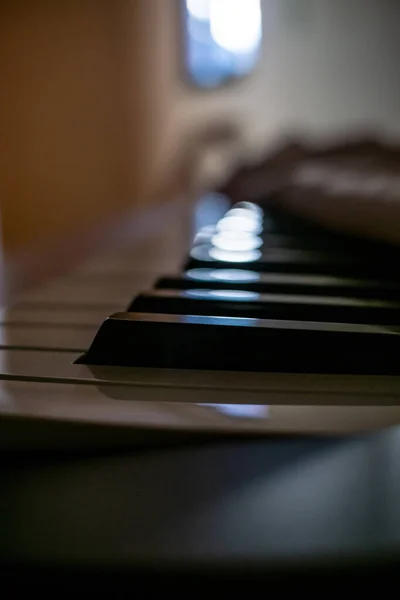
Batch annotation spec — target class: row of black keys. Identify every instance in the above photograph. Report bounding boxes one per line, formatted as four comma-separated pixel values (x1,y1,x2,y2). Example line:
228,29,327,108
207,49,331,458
80,207,400,374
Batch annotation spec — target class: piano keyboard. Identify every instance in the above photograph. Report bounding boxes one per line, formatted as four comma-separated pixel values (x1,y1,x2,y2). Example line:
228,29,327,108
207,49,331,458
2,197,400,448
4,196,400,579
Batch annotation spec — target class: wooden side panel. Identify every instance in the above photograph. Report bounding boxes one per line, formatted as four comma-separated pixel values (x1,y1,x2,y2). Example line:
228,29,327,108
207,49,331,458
0,0,172,253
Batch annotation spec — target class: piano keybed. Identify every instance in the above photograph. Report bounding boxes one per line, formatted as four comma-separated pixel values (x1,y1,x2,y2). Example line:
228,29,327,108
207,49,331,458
2,197,400,446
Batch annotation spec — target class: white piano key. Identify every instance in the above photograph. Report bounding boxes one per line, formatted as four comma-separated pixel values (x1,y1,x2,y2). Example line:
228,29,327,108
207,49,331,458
1,349,400,408
0,324,94,350
0,306,109,326
1,379,400,445
14,274,155,307
74,235,187,277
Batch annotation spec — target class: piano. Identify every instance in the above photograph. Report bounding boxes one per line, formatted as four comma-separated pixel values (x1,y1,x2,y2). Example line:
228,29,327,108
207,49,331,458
2,194,400,585
4,0,400,586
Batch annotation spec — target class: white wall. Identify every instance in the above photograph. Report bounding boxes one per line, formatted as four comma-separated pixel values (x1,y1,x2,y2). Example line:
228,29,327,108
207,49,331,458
169,0,400,157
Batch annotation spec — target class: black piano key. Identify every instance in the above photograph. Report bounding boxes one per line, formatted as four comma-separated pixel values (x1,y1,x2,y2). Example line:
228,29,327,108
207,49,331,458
259,205,336,236
244,203,393,245
195,225,400,258
186,243,399,279
199,203,400,277
190,244,339,264
156,270,400,300
78,311,400,374
128,289,400,325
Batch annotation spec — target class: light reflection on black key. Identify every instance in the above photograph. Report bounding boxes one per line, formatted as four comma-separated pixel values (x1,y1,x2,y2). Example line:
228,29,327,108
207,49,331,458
192,243,352,265
185,289,260,301
191,203,400,281
211,231,264,252
233,201,264,218
80,311,400,374
187,242,399,278
129,288,400,325
190,243,262,263
188,268,261,283
157,270,400,300
216,212,263,235
198,404,269,419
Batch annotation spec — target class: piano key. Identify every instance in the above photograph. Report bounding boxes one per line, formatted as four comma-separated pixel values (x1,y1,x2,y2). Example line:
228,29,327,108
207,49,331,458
129,288,400,325
191,244,333,263
219,203,400,251
80,311,400,374
3,379,400,447
0,323,94,351
239,203,382,241
207,204,400,268
233,201,264,217
200,202,395,245
0,306,109,326
2,342,400,447
194,225,400,269
156,270,400,300
186,243,399,278
17,277,150,307
4,347,400,402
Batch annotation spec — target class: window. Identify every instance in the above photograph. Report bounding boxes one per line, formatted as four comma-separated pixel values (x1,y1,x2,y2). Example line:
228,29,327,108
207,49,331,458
183,0,263,88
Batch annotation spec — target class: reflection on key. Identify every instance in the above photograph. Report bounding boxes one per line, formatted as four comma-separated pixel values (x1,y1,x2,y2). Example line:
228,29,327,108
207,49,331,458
186,289,260,300
187,268,261,283
157,269,400,300
199,404,269,419
193,225,217,247
233,201,264,218
189,202,400,282
80,311,400,374
209,247,262,263
211,231,263,252
81,200,400,380
130,288,400,324
187,242,398,278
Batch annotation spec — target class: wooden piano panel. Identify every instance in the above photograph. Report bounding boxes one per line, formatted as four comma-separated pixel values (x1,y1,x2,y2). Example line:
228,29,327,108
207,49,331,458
0,0,176,259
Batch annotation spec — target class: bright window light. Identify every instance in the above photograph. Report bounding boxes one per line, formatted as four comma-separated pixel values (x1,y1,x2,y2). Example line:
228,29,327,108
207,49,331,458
210,0,262,54
183,0,262,87
187,0,211,21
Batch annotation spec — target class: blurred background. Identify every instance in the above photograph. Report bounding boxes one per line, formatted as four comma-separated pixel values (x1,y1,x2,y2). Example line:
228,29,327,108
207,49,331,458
1,0,400,257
